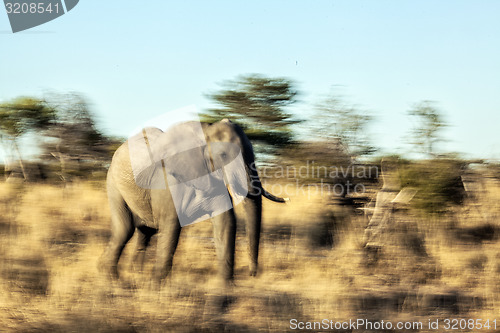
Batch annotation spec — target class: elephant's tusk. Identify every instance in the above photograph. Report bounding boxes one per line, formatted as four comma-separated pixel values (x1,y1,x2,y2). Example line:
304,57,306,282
262,188,289,203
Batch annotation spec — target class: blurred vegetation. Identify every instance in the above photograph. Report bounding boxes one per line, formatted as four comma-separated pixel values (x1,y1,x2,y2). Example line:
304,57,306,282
268,141,379,202
0,93,122,183
1,79,500,331
0,97,55,179
407,101,447,157
263,91,378,200
397,158,467,214
201,74,300,158
484,162,500,180
0,80,485,217
40,93,122,182
310,91,376,158
0,178,498,331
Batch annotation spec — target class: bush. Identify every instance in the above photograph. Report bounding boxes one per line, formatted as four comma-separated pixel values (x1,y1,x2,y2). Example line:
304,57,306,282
398,159,466,214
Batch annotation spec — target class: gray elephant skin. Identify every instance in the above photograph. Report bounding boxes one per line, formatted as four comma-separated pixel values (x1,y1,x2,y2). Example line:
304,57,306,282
100,119,286,285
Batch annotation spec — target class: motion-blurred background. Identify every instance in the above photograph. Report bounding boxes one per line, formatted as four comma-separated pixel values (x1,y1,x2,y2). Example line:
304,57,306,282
1,1,500,331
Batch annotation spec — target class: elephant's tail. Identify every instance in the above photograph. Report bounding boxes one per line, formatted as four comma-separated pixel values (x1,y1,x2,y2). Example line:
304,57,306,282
262,188,290,203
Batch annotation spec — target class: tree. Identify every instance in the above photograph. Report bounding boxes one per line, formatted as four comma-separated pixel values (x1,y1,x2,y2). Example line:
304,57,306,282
0,97,55,179
202,74,300,158
41,93,121,181
407,101,446,157
311,92,375,159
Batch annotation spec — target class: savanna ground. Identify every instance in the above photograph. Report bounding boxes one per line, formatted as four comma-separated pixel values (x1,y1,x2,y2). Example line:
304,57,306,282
0,179,499,332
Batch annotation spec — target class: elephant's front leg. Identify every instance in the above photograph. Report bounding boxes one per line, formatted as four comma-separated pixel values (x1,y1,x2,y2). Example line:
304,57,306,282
242,197,262,277
153,219,181,284
212,208,236,283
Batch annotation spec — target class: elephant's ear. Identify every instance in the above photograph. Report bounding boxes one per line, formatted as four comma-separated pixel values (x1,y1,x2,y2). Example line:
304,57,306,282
206,142,248,205
224,151,248,206
202,144,215,173
128,123,208,190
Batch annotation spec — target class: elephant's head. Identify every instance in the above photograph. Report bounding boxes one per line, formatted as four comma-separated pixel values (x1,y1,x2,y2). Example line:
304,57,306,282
202,120,256,200
202,119,287,202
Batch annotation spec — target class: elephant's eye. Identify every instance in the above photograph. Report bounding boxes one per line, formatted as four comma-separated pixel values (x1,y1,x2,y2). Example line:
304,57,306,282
220,153,227,159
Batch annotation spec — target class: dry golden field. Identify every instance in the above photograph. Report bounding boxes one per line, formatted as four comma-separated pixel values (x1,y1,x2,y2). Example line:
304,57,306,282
0,180,499,332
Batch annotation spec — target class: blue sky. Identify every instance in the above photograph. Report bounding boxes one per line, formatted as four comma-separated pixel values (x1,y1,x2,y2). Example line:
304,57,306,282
1,1,500,159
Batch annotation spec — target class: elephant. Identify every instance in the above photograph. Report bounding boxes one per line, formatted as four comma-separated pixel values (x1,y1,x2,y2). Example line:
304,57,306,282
100,119,287,285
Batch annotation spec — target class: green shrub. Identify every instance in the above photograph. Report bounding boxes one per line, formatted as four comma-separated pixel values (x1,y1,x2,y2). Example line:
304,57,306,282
399,159,466,214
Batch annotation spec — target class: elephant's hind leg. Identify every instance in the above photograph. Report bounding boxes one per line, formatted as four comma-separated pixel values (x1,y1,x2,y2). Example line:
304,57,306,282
101,184,135,279
132,226,157,271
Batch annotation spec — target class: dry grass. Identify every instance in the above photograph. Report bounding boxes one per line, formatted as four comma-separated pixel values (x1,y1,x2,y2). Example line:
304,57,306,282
0,180,499,332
